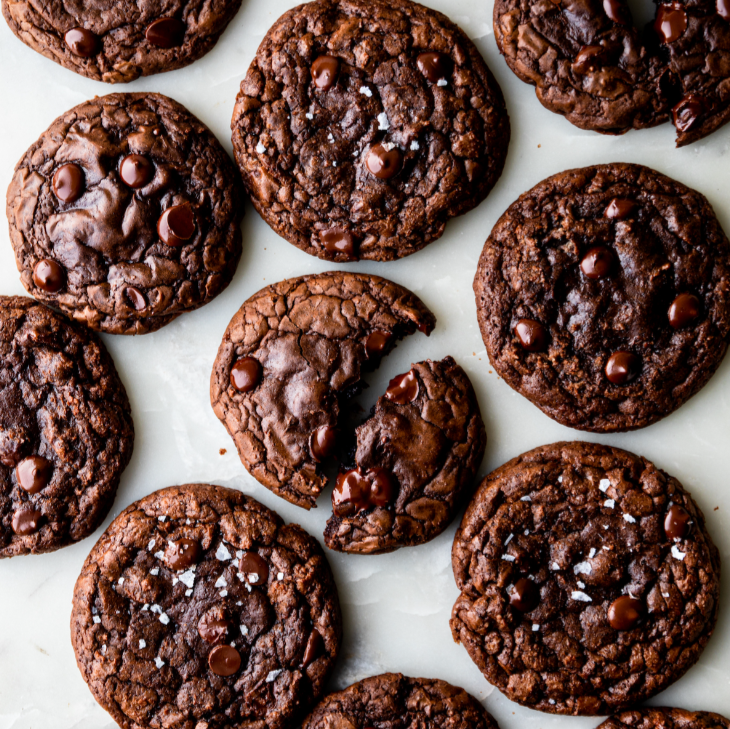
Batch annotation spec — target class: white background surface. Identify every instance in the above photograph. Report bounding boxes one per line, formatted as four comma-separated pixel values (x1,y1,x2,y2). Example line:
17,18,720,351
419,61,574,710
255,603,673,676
0,1,729,727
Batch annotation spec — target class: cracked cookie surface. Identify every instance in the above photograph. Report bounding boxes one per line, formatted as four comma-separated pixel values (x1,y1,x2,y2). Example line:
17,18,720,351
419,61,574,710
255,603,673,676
0,295,133,558
599,708,730,729
7,92,243,335
2,0,242,83
474,163,730,433
210,271,435,509
302,672,499,729
324,356,486,554
450,441,721,715
71,483,342,729
231,0,510,262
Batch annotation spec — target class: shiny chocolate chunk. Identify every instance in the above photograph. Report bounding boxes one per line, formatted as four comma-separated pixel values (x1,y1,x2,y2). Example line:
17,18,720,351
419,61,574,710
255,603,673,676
310,426,337,462
16,456,52,494
605,198,636,219
572,46,607,74
384,370,419,404
365,143,403,180
119,154,154,189
64,27,100,57
230,357,262,392
608,595,645,630
673,95,704,133
301,629,324,668
655,3,688,43
668,293,701,329
165,538,201,570
158,204,196,246
12,507,42,536
52,163,85,203
239,551,269,586
208,644,241,676
365,330,392,357
320,228,357,259
416,52,452,83
311,55,340,91
664,504,692,539
509,578,540,612
32,259,65,293
198,614,230,644
719,0,730,20
145,17,186,48
514,319,548,352
605,351,641,384
580,247,615,279
603,0,630,23
332,467,397,517
124,287,147,311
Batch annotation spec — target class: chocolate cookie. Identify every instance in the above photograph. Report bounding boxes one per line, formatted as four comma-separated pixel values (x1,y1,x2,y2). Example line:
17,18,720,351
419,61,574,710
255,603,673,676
474,163,730,432
2,0,242,83
324,356,486,554
598,708,730,729
231,0,510,262
71,483,342,729
450,441,721,715
210,271,436,509
302,673,499,729
7,92,243,335
494,0,730,145
0,296,133,558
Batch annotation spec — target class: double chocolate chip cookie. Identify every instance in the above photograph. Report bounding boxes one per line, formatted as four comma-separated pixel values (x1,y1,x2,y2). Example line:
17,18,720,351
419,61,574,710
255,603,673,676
302,673,500,729
599,709,730,729
494,0,730,145
474,163,730,432
2,0,242,83
7,92,243,335
450,442,721,715
231,0,510,262
71,483,342,729
0,296,133,558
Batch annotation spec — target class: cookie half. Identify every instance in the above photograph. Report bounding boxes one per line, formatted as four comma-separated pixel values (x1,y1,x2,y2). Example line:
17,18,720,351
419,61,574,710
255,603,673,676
598,709,730,729
231,0,509,262
302,673,499,729
474,163,730,432
324,356,486,554
7,92,243,335
210,271,436,509
450,441,721,715
0,296,133,558
2,0,242,83
71,483,342,729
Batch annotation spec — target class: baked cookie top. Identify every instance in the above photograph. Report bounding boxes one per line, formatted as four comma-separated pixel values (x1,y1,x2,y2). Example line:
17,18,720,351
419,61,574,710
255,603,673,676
231,0,509,262
302,673,499,729
2,0,242,83
71,483,342,729
7,92,243,335
324,356,486,554
450,441,721,715
599,708,730,729
474,163,730,432
0,295,133,558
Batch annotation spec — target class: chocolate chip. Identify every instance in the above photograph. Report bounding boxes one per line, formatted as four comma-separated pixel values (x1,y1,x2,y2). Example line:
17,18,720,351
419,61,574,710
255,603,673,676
301,629,324,668
119,154,154,189
32,259,65,293
668,293,701,329
605,198,637,219
158,204,196,246
310,426,337,462
607,595,645,630
124,286,147,311
572,46,607,75
514,319,548,352
605,351,641,384
332,467,397,517
16,456,52,494
665,504,692,539
165,538,201,570
52,163,85,203
673,95,704,133
145,17,186,48
320,228,357,259
655,3,688,43
464,159,484,184
416,52,452,83
12,507,42,536
603,0,630,23
509,578,540,612
198,614,230,644
207,644,241,676
239,551,269,586
365,143,403,180
580,247,615,279
384,370,419,404
719,0,730,20
64,27,100,57
311,55,340,91
365,330,392,357
230,357,262,393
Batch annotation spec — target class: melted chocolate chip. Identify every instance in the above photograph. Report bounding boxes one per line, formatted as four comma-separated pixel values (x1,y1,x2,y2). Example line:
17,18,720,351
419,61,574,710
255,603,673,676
365,330,392,357
605,351,641,384
124,287,147,311
239,551,269,586
119,154,154,189
198,614,230,644
514,319,548,352
605,198,636,219
509,578,540,612
52,163,85,203
668,293,701,329
310,426,337,462
332,467,397,517
673,95,704,133
311,55,340,91
208,645,241,676
301,629,324,668
64,27,100,57
32,259,65,293
572,46,607,75
16,456,52,494
665,504,692,540
165,538,201,570
607,595,645,630
230,357,262,393
320,228,357,259
655,3,688,43
603,0,630,23
384,370,419,404
12,507,42,536
416,52,452,83
719,0,730,20
365,143,403,180
158,204,196,246
581,247,615,279
464,159,484,183
145,17,186,48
